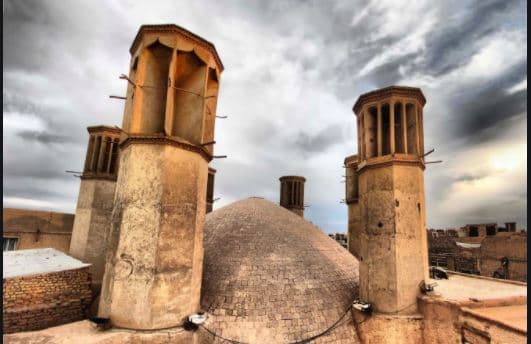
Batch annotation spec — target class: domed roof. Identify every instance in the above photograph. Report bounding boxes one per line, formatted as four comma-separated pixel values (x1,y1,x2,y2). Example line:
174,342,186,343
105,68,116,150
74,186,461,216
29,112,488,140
200,197,360,343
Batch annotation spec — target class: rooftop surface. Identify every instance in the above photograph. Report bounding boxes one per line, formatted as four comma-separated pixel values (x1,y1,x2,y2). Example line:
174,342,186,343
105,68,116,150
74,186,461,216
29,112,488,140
3,248,90,279
429,273,527,302
462,304,527,333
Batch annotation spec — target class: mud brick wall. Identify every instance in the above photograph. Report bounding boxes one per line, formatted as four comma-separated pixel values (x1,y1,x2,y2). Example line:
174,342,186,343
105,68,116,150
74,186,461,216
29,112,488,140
3,267,92,334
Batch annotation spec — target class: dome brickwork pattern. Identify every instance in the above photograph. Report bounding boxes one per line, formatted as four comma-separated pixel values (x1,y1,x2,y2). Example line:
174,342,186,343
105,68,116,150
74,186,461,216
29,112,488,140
200,197,361,343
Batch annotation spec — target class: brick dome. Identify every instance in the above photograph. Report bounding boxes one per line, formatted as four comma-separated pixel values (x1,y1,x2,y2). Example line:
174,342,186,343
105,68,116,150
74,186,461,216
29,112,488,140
200,197,360,343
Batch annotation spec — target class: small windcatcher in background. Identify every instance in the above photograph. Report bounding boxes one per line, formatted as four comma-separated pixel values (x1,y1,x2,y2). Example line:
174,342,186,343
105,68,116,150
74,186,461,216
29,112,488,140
279,176,306,217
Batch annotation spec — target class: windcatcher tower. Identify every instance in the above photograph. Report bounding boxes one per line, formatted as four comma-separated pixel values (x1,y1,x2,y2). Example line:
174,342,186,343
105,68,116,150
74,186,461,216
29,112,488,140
352,86,428,315
98,24,223,330
70,125,121,288
279,176,305,217
344,154,360,258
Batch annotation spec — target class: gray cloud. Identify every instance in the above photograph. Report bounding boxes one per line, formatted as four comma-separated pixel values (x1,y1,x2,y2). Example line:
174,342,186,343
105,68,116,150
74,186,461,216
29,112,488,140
17,131,76,145
292,124,345,154
3,0,527,231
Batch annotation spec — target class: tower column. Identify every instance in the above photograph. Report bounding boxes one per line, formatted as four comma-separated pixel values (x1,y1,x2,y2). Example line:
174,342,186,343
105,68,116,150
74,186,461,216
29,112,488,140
106,140,115,173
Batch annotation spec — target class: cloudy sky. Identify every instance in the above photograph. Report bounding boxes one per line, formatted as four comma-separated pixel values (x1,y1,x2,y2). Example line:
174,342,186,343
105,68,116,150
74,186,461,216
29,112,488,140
3,0,527,232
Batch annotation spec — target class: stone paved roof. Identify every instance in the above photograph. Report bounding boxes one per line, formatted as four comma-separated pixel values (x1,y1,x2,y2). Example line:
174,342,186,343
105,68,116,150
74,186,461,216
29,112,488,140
201,197,360,343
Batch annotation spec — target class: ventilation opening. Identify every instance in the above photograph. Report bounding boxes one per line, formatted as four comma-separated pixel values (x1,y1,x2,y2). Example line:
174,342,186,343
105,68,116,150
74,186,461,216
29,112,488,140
202,68,219,154
486,226,496,236
140,41,172,134
406,103,417,155
109,138,119,175
381,104,391,155
172,50,207,144
367,107,378,158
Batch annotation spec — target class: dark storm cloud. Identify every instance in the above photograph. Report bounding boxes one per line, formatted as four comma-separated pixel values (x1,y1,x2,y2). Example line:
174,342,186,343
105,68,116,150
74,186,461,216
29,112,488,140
17,130,76,145
420,0,521,77
3,92,38,114
292,124,344,154
448,61,527,144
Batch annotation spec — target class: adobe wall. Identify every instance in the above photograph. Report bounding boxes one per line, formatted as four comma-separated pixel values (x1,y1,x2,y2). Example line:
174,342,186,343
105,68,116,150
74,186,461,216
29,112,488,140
419,295,527,344
2,231,72,253
460,308,526,344
353,311,423,344
479,233,527,282
3,208,74,253
3,267,92,334
418,297,462,343
3,320,197,343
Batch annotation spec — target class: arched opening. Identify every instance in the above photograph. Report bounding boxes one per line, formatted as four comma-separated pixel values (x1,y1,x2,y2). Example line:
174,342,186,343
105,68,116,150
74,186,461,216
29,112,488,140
202,68,219,154
140,41,172,134
406,104,418,155
381,104,391,155
394,103,405,153
367,107,378,158
109,138,119,175
172,50,207,144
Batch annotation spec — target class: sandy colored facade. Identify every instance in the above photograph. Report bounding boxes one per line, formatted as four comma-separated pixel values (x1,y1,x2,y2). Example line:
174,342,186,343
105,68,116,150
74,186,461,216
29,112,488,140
98,24,223,330
69,126,121,288
3,208,73,253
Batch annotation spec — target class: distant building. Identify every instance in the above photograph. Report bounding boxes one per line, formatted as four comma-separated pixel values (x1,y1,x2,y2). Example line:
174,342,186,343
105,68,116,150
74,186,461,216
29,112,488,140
2,208,74,253
428,222,527,282
328,233,347,249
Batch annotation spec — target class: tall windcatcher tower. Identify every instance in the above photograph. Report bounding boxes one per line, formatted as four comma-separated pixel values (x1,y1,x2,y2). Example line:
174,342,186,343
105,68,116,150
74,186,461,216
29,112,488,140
279,176,306,217
351,86,428,315
98,24,223,330
69,125,121,288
